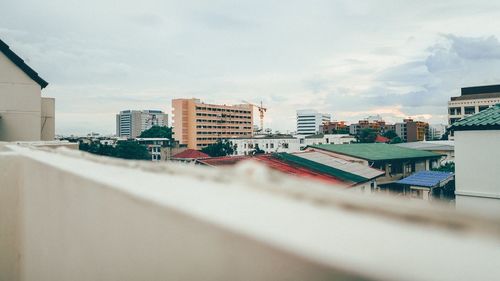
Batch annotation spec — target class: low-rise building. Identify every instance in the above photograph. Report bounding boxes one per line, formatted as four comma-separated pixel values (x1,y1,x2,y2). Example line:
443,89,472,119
197,151,384,192
171,149,209,163
308,143,443,187
0,39,54,141
135,138,170,161
230,134,355,156
396,171,455,201
450,104,500,213
394,141,454,164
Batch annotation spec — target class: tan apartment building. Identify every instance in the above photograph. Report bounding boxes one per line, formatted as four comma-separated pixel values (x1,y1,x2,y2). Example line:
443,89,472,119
172,98,254,149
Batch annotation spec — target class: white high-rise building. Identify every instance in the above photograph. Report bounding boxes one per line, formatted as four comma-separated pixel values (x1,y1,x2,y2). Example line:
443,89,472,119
296,110,331,135
116,110,168,138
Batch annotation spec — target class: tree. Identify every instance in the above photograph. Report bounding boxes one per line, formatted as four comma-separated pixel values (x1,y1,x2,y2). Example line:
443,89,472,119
390,136,403,144
113,140,151,160
432,162,455,173
139,126,173,140
356,128,377,143
201,140,234,157
382,130,398,140
250,144,265,155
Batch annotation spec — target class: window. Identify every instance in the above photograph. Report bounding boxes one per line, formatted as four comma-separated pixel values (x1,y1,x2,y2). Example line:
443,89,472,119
270,143,274,149
464,106,475,115
449,107,461,115
478,105,489,112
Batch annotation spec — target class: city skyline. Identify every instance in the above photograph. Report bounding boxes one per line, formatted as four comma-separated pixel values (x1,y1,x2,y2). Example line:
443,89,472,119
2,0,500,135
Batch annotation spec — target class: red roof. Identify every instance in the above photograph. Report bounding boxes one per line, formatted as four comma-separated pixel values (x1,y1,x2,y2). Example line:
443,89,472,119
172,149,210,159
198,154,346,186
375,135,390,143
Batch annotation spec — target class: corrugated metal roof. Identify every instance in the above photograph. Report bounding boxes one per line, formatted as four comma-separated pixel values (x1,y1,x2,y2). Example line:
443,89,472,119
396,171,454,188
172,149,210,159
450,104,500,131
197,155,347,185
292,151,385,180
394,141,454,151
310,143,442,161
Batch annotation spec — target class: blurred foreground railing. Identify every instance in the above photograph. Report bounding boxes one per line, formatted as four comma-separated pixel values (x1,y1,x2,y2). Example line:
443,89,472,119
1,142,499,281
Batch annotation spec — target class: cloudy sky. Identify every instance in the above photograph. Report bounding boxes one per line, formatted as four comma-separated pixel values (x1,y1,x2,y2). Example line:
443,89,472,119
2,0,500,135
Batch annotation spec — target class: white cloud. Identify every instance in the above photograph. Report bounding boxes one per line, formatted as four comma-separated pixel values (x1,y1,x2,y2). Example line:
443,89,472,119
1,1,500,135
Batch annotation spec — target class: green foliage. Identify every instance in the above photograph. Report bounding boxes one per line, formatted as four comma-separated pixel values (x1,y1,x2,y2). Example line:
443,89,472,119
201,140,234,157
114,140,151,160
139,126,173,139
79,140,150,160
382,130,398,139
356,128,377,143
432,162,455,173
251,144,265,155
390,136,403,144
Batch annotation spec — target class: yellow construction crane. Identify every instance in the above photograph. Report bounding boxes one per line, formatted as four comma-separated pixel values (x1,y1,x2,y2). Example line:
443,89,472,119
242,100,267,132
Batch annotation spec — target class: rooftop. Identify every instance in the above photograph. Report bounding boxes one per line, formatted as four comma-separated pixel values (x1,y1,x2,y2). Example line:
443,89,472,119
450,92,500,101
451,104,500,131
286,150,385,181
172,149,210,159
396,171,454,188
310,143,442,161
198,154,347,185
461,84,500,95
395,141,454,151
0,39,49,89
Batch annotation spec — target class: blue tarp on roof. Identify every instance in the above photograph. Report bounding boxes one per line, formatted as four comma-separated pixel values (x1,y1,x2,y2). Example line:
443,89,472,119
396,171,454,188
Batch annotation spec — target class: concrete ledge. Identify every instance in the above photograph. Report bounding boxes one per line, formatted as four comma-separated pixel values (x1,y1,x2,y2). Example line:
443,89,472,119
1,143,500,281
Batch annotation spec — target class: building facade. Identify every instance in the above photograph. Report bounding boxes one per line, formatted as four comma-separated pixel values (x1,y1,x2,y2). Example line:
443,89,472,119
116,110,168,138
451,104,500,213
348,115,394,136
448,84,500,126
296,109,331,135
231,134,355,156
0,39,54,141
395,119,429,142
172,98,253,149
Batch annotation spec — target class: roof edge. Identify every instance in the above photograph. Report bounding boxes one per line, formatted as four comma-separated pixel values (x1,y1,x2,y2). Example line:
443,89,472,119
0,39,49,89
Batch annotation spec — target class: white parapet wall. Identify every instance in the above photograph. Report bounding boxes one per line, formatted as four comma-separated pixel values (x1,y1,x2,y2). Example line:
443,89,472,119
1,142,500,281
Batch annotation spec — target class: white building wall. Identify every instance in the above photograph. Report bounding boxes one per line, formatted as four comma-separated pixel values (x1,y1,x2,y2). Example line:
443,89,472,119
0,52,42,141
296,110,331,135
448,97,500,125
231,134,355,156
455,130,500,211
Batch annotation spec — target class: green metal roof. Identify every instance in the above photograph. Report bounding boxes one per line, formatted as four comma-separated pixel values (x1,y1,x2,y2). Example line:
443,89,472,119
450,104,500,131
309,143,442,161
272,153,368,184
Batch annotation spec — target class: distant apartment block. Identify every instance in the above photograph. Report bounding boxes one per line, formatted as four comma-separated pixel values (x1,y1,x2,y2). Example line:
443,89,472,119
429,124,447,140
349,115,394,135
0,39,54,141
296,109,331,135
172,98,253,149
320,121,349,134
116,110,168,138
395,119,429,142
448,84,500,125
